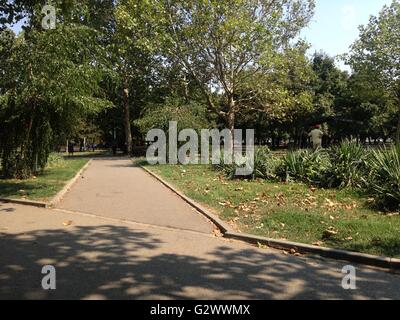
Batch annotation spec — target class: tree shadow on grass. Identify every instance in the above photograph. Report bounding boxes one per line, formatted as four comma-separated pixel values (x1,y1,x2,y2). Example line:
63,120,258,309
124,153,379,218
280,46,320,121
0,224,400,300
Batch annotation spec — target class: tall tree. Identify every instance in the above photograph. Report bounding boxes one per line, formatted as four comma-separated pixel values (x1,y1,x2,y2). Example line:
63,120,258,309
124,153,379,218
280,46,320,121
0,3,112,177
347,0,400,143
235,42,315,146
108,9,159,155
118,0,315,135
335,72,396,142
312,52,348,117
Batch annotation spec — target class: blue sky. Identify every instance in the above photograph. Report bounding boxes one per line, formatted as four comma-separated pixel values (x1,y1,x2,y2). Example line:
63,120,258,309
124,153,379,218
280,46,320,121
301,0,393,70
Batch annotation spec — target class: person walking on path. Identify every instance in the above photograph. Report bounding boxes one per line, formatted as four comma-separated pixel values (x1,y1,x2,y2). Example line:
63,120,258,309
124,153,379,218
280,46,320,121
309,125,324,149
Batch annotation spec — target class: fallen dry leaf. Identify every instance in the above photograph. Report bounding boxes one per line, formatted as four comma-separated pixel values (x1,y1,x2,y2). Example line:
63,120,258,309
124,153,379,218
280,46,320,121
257,242,268,249
213,229,223,237
312,241,324,246
63,220,73,226
324,198,337,208
322,229,338,239
218,200,232,207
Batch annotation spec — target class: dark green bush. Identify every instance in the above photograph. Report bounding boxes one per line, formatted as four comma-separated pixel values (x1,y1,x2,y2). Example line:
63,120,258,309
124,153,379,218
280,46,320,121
275,149,329,184
366,146,400,211
251,147,279,180
214,141,400,212
214,146,277,180
323,140,370,189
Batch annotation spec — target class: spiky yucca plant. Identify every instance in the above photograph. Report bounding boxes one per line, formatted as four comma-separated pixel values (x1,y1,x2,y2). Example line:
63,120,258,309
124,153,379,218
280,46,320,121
324,140,370,189
367,146,400,210
214,146,277,180
276,149,329,184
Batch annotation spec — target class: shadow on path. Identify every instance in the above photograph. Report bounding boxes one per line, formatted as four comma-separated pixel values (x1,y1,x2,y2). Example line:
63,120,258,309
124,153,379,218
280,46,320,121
1,225,400,299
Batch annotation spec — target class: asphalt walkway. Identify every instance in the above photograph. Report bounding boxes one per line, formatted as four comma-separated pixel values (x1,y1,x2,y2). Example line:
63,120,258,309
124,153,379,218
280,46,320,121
56,158,214,234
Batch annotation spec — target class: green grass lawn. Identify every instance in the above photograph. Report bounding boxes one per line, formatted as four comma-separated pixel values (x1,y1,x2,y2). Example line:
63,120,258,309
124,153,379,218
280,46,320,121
144,163,400,258
0,156,90,201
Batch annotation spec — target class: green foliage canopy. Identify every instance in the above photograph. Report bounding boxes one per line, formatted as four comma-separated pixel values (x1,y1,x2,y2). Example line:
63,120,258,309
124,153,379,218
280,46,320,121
0,21,112,177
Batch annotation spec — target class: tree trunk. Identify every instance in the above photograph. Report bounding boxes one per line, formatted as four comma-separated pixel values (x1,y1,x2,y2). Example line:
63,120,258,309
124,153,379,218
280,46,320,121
183,74,189,103
21,105,35,159
123,85,133,156
227,96,236,151
227,111,235,132
396,102,400,146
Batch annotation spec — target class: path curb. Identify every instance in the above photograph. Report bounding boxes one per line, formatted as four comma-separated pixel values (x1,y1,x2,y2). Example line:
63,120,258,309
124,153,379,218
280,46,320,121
0,198,48,208
141,165,400,271
225,232,400,270
0,159,92,209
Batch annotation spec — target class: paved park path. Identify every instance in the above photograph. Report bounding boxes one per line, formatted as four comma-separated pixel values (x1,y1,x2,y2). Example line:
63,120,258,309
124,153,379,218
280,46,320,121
1,157,400,300
56,158,214,234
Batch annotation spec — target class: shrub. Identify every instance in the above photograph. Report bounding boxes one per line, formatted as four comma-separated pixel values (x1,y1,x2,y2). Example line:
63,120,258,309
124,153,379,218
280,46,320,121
214,146,277,180
251,147,279,180
323,140,370,189
214,162,236,179
366,146,400,211
276,149,329,184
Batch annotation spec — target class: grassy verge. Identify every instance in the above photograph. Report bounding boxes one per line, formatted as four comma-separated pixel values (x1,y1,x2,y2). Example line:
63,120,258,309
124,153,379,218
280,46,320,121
0,156,90,201
144,163,400,257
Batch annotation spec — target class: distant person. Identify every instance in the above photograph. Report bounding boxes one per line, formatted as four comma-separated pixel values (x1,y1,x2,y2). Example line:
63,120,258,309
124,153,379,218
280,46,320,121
68,141,75,156
112,141,117,156
308,125,324,149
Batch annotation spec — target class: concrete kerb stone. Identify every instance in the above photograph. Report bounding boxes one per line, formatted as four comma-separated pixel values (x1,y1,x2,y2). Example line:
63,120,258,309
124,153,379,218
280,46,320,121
0,198,48,208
